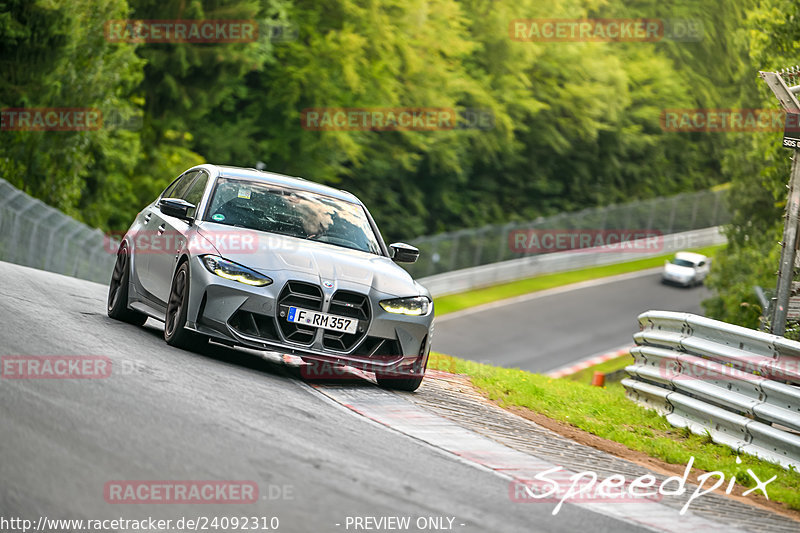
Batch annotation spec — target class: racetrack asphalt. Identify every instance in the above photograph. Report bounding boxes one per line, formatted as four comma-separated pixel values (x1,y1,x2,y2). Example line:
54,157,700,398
432,269,711,373
1,260,658,533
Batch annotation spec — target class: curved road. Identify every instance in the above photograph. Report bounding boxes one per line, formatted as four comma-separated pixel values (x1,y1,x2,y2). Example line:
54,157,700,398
0,261,653,533
432,269,711,373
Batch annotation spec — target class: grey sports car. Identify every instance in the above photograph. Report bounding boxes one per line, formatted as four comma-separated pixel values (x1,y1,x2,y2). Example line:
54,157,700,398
107,164,434,391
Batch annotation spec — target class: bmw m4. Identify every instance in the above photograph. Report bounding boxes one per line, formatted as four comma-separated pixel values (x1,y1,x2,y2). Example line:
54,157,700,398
107,164,433,391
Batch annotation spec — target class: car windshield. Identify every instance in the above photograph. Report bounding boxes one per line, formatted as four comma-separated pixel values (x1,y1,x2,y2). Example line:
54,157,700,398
671,259,696,268
204,178,382,255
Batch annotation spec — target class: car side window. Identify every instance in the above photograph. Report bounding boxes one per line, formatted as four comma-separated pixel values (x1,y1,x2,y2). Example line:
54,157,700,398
160,176,182,199
181,171,209,218
698,261,705,267
169,171,199,200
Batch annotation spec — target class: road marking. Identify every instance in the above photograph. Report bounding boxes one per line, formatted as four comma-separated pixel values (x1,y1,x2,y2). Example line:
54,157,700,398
545,345,634,378
304,377,746,533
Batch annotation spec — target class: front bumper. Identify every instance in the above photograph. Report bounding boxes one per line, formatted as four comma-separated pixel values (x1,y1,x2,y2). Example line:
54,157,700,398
661,272,694,286
183,256,433,375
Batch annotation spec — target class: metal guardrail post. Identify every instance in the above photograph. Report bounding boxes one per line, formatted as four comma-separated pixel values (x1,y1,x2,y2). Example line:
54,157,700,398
44,218,71,272
666,196,677,234
447,233,460,272
9,199,40,265
711,190,721,226
688,196,700,230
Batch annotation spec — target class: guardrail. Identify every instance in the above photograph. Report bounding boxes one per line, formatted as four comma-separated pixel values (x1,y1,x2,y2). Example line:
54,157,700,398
623,311,800,470
419,227,726,297
0,178,114,284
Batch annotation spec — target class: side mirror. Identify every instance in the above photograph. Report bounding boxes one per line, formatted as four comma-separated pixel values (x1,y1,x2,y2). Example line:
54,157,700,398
390,242,419,263
159,198,195,221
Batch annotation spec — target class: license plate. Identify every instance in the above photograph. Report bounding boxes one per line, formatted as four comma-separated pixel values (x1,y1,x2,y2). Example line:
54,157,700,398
286,307,357,334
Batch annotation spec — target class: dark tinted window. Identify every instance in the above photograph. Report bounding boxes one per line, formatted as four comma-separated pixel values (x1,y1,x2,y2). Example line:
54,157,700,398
161,176,182,199
169,170,199,200
182,172,209,218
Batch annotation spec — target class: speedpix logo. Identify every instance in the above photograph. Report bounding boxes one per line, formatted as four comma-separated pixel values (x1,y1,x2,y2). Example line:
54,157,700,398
509,457,776,516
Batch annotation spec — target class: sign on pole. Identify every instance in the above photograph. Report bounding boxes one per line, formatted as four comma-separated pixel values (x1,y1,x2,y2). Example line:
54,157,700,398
760,68,800,336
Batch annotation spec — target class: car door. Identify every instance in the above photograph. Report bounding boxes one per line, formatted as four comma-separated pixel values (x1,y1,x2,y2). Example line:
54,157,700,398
133,173,190,300
137,171,200,304
697,259,710,281
148,170,209,304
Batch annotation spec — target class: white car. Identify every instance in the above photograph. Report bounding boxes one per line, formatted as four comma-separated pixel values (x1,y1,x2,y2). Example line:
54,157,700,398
661,251,711,287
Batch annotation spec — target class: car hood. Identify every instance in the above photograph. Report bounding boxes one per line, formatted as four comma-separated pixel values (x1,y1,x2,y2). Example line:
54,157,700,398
196,223,424,296
664,263,695,276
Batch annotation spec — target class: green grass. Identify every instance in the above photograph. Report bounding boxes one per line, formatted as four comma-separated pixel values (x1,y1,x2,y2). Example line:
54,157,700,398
434,244,725,315
562,353,633,383
428,352,800,510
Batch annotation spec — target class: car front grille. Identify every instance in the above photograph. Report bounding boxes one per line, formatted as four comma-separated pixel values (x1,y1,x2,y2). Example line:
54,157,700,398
322,290,370,351
277,281,323,345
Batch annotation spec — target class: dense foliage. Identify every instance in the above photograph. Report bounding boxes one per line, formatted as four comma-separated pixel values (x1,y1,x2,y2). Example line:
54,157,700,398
4,0,796,328
1,0,750,241
702,0,799,328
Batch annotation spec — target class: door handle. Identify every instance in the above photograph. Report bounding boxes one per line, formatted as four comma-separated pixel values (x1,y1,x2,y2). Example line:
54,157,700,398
158,224,166,235
144,212,152,223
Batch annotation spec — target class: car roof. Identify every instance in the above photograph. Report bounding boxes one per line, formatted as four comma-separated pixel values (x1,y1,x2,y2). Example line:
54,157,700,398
197,164,362,204
674,251,707,263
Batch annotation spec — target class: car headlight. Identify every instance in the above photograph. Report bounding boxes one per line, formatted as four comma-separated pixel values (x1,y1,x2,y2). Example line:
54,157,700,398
379,296,431,316
201,255,272,287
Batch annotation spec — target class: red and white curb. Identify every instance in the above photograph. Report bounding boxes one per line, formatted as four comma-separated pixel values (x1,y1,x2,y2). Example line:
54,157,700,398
305,381,747,533
545,345,634,378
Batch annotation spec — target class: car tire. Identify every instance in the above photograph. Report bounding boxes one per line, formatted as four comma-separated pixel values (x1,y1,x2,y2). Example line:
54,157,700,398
107,246,148,326
376,353,428,392
164,261,207,351
375,372,425,392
